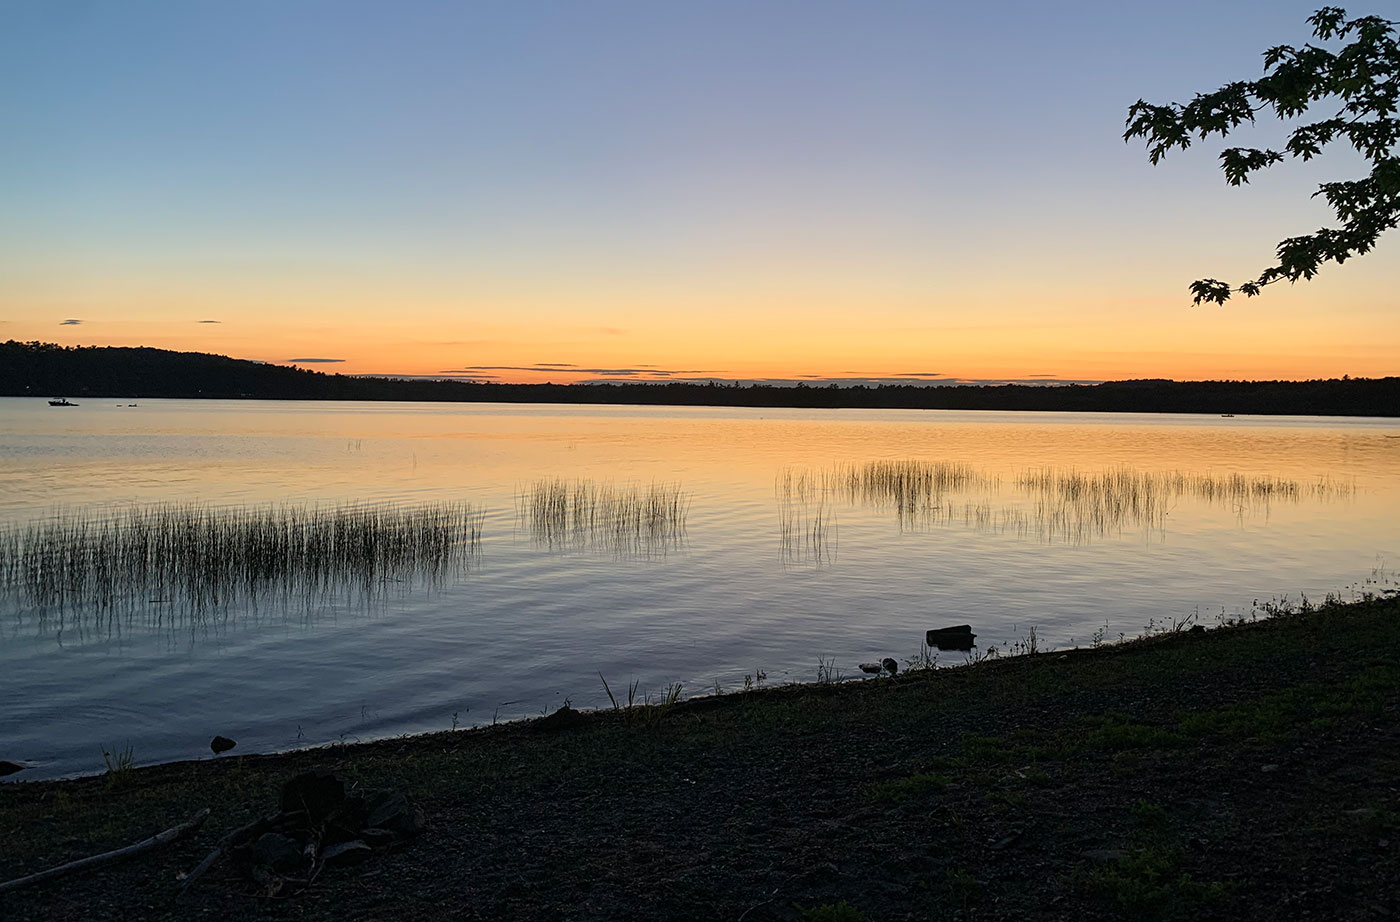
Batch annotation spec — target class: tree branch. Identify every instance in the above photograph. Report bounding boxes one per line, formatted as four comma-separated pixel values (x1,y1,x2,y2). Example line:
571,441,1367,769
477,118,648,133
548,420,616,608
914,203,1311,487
0,809,210,893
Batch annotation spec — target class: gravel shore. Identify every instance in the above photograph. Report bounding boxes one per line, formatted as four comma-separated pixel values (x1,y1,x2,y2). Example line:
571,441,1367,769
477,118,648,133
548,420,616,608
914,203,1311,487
3,594,1397,921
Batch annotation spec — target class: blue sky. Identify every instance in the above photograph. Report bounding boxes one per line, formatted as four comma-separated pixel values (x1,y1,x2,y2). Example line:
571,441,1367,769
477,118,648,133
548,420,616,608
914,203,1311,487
2,1,1394,383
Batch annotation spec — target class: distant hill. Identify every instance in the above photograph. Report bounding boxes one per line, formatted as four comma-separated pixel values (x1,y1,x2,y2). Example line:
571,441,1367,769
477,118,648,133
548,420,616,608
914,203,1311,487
3,340,1397,416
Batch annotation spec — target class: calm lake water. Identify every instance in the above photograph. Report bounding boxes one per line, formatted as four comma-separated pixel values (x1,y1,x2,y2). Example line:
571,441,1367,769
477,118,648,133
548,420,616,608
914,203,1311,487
2,398,1397,779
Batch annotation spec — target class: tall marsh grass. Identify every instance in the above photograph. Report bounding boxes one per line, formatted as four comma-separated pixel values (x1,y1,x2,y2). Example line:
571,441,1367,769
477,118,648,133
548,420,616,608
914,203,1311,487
519,478,688,557
1014,467,1355,543
780,461,999,531
779,460,1355,545
778,499,837,567
0,500,484,621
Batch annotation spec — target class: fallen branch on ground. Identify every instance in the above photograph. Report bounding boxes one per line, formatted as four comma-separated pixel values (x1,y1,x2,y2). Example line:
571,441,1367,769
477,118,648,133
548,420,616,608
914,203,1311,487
0,808,210,894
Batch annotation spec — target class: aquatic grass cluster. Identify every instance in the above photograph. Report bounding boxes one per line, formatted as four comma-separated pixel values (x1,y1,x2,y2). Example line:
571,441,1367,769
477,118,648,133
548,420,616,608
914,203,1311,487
1013,467,1356,543
779,460,997,528
1014,467,1352,512
519,478,688,556
0,500,484,620
777,499,837,567
833,459,995,518
775,460,992,558
779,460,1356,545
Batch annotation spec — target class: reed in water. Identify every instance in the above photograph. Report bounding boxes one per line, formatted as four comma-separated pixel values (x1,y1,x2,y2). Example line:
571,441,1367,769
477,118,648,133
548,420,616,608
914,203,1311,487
778,460,1355,544
0,500,484,620
1013,467,1356,541
520,478,689,556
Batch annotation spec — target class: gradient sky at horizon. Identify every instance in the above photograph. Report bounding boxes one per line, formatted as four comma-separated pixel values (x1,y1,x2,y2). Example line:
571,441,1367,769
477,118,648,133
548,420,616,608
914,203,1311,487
2,1,1395,384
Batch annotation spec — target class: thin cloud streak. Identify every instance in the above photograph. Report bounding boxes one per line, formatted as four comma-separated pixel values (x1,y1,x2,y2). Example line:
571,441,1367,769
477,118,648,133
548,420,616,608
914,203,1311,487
575,375,1104,387
354,369,1103,387
360,371,502,380
454,364,720,376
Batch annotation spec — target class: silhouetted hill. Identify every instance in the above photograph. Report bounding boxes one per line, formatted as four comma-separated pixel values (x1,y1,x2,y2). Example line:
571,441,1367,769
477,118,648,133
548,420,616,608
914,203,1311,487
3,340,1397,416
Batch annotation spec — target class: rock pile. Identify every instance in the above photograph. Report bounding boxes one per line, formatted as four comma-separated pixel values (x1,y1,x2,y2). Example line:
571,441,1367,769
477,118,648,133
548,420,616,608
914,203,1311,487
183,769,425,896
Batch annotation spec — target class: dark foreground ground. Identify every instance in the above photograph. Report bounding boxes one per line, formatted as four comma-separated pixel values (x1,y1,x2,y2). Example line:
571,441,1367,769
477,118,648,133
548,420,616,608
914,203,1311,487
3,595,1398,921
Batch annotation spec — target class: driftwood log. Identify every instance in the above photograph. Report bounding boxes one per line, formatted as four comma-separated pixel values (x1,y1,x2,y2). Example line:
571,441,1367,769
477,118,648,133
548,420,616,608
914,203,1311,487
0,808,209,894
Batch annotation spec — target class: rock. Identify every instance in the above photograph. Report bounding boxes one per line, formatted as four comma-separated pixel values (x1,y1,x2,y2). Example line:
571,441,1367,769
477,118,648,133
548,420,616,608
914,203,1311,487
210,735,237,754
280,769,346,822
859,663,883,675
881,657,898,675
536,705,586,732
926,626,977,651
0,760,24,776
1189,624,1206,634
321,839,372,867
365,790,427,837
325,793,370,839
251,832,305,873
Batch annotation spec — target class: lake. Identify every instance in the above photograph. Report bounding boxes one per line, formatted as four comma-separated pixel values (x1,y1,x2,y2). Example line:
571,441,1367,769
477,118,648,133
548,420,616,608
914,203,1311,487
1,398,1396,780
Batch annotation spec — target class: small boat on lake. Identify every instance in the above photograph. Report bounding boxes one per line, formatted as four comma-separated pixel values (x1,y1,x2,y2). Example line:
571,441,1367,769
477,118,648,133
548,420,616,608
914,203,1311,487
48,398,77,407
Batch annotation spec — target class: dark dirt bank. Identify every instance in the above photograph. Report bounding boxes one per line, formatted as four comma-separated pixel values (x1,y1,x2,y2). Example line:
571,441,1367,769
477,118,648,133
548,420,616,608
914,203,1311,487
2,595,1397,921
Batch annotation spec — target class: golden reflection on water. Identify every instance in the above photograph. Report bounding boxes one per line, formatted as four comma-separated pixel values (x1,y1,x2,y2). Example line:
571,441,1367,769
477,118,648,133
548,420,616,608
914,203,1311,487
2,400,1398,780
2,400,1395,572
2,400,1394,513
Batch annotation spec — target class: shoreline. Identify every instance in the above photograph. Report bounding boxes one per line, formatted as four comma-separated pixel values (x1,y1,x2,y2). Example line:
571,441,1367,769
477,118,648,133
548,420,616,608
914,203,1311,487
7,342,1400,417
0,595,1363,787
3,592,1397,919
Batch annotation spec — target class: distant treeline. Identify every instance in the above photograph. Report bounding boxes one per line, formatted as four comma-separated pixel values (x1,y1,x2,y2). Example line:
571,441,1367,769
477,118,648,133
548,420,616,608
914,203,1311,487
3,340,1398,417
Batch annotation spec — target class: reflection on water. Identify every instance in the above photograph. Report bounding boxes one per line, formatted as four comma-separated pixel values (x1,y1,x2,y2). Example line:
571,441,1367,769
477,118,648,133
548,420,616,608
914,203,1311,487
518,478,688,557
0,500,483,632
0,461,1366,634
0,399,1395,781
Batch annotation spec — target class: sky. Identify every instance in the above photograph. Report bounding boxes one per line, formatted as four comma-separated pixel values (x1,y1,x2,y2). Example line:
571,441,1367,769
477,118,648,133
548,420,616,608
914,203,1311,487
1,1,1395,385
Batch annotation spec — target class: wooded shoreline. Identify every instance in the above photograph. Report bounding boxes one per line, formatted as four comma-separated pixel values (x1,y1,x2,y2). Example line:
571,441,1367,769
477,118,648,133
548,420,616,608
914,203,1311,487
6,340,1399,416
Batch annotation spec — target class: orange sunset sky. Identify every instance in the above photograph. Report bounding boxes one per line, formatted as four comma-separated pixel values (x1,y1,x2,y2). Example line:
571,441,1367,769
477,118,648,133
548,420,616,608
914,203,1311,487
2,2,1395,386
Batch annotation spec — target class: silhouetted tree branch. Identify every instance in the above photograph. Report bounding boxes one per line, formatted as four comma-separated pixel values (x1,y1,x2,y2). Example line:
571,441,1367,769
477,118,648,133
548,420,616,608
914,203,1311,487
1126,7,1398,304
